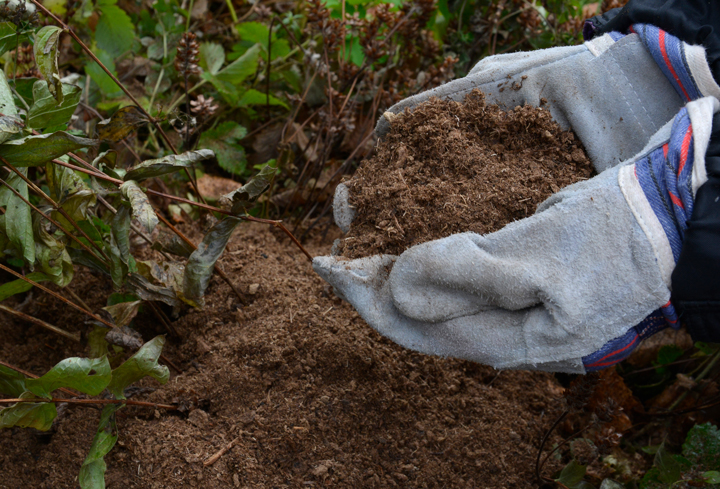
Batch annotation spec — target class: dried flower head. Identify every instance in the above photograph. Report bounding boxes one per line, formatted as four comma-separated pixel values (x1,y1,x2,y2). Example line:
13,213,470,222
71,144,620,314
175,32,201,78
190,95,219,120
0,0,38,27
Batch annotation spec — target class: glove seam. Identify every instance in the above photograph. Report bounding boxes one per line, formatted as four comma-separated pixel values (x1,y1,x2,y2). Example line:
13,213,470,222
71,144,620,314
607,35,659,136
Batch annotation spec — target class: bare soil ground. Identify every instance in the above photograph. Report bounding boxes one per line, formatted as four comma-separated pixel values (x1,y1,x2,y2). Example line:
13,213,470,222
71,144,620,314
0,221,567,488
339,90,594,258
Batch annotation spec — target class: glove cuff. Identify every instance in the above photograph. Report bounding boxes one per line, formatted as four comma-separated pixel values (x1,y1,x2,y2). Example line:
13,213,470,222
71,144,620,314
618,97,719,286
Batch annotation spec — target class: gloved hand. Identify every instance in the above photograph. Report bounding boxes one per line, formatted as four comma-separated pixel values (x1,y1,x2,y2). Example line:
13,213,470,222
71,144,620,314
376,25,720,173
334,23,720,234
315,97,718,373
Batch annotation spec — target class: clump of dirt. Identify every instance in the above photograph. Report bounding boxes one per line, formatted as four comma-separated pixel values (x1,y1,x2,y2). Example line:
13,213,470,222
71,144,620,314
0,222,568,488
339,89,595,258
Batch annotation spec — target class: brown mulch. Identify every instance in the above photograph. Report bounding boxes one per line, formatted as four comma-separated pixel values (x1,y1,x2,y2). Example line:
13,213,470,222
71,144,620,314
338,89,595,258
0,222,567,489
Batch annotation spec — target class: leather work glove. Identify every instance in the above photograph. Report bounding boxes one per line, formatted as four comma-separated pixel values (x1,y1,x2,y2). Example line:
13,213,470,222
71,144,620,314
335,24,720,234
315,97,719,374
314,24,720,373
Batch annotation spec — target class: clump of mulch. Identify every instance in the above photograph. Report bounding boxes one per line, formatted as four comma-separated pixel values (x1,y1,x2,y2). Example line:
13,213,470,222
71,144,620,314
338,89,595,258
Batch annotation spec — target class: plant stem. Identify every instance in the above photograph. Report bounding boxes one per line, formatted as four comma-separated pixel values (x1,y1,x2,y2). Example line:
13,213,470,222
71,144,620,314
668,350,720,412
225,0,238,23
27,0,207,204
0,304,81,342
0,397,177,410
0,175,109,267
0,262,115,329
1,158,111,262
535,409,568,485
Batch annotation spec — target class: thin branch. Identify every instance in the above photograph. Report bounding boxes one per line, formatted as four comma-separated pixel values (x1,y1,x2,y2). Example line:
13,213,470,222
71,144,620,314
0,397,177,410
49,155,314,261
245,216,313,262
147,301,181,337
0,158,111,262
0,360,79,397
0,262,115,329
535,409,568,485
0,175,109,267
0,304,81,342
27,0,207,204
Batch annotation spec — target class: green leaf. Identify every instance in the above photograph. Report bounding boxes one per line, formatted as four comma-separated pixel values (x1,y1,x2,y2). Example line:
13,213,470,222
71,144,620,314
218,164,276,214
0,131,98,167
0,365,26,397
199,42,224,75
0,115,24,145
657,344,684,365
120,180,158,234
651,444,689,485
46,158,97,230
206,44,261,106
123,149,215,181
102,300,142,328
88,325,110,359
107,231,133,289
183,217,241,307
107,336,169,399
96,4,135,58
349,36,365,67
237,88,288,109
151,234,194,258
33,211,74,287
111,204,131,259
236,22,269,45
86,49,122,98
126,272,181,308
33,26,64,104
3,167,34,264
0,69,17,117
0,396,56,430
12,77,39,109
44,0,67,15
0,271,50,302
704,471,720,484
79,404,120,489
695,342,719,355
197,122,247,176
97,106,149,142
25,356,112,398
683,423,720,468
27,81,82,129
0,22,28,58
555,460,587,489
0,391,57,430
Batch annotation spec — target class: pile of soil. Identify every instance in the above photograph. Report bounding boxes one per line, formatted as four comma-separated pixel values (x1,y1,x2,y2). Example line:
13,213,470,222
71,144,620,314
0,222,568,488
339,89,595,258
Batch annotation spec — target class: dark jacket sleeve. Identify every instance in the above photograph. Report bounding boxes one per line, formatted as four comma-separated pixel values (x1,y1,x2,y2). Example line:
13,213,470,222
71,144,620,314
586,0,720,343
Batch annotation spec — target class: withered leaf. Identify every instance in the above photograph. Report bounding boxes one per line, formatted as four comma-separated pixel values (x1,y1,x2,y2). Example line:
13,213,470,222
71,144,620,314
97,106,150,142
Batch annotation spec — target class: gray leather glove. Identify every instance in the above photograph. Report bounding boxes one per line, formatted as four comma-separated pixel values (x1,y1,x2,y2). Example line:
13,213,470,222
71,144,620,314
377,30,720,172
315,97,719,373
335,29,720,232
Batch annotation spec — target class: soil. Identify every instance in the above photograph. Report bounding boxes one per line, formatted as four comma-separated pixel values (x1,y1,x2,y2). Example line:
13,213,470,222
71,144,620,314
0,221,568,489
339,89,595,258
